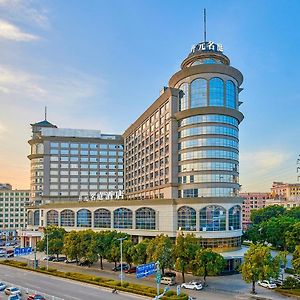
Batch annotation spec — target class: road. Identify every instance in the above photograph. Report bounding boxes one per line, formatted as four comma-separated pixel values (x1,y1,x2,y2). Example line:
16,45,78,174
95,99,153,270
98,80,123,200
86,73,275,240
0,264,146,300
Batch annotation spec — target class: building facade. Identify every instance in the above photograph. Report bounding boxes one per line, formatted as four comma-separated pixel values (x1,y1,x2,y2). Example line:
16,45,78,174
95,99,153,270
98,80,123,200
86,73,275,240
27,41,245,251
240,192,269,230
28,121,124,205
0,185,29,231
270,181,300,200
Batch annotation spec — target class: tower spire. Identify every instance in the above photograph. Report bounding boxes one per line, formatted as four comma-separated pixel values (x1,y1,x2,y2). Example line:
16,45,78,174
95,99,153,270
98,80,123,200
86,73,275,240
44,106,47,121
204,8,207,43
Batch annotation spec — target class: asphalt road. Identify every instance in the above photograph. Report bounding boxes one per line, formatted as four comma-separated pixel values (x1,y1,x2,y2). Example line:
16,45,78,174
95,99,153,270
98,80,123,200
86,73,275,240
0,264,147,300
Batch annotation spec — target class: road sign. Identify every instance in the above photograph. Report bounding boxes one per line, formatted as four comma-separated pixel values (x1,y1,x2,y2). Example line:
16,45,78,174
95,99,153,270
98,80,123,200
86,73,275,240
177,285,181,296
136,262,156,279
156,273,161,284
14,247,32,256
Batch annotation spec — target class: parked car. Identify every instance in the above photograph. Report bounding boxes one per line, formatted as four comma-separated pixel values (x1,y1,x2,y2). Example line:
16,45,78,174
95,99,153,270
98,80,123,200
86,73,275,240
5,287,22,296
112,264,129,271
27,294,46,300
181,281,203,290
79,260,93,267
274,278,283,286
64,259,77,264
43,255,55,261
163,271,176,278
160,276,176,285
8,295,21,300
6,250,14,257
125,266,136,274
0,281,7,291
52,256,67,262
258,280,277,289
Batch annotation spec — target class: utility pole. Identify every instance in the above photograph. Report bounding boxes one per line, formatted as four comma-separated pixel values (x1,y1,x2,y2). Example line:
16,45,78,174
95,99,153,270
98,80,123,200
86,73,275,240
46,233,49,270
117,237,127,286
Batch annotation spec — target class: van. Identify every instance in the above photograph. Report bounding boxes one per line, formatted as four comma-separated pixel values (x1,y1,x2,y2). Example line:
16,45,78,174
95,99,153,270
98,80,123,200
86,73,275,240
160,276,176,285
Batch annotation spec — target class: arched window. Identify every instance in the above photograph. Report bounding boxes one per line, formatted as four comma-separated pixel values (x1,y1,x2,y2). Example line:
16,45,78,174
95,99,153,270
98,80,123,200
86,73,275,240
46,210,59,226
33,210,40,226
226,80,236,109
77,209,92,227
229,205,241,230
136,207,156,230
94,208,111,228
191,78,207,108
177,206,196,231
179,83,189,111
60,209,75,227
113,208,132,229
204,58,216,64
200,205,226,231
27,211,33,226
209,78,224,106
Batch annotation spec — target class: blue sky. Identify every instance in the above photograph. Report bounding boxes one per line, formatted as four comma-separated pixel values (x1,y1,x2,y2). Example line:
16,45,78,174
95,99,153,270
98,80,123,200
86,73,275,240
0,0,299,191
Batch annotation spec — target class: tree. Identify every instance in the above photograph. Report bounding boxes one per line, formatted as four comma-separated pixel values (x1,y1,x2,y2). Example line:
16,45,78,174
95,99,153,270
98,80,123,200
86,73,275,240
94,231,111,269
285,207,300,220
63,231,81,263
241,244,280,294
146,235,173,275
250,205,286,225
286,222,300,251
132,239,149,265
123,239,135,268
79,230,98,264
292,245,300,275
173,233,200,282
37,226,66,259
191,248,225,285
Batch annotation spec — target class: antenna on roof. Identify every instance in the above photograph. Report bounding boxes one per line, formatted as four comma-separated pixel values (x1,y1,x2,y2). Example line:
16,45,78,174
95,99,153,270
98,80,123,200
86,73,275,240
204,8,207,43
44,106,47,121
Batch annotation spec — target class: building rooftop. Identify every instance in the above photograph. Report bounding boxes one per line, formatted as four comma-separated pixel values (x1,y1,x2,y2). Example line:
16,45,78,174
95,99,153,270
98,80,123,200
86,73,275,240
31,120,57,128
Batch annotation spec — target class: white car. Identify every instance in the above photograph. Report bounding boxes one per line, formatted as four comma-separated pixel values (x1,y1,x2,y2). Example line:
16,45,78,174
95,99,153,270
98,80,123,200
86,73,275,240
4,287,22,296
181,281,203,290
0,281,7,291
258,280,277,289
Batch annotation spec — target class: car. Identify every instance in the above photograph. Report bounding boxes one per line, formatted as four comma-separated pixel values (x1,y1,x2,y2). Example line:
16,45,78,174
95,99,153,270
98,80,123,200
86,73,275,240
5,287,22,296
43,255,55,261
6,250,14,257
181,281,203,290
163,271,176,278
0,248,6,257
27,294,46,300
52,256,67,262
8,295,21,300
161,276,176,285
79,260,93,267
64,259,77,264
258,280,277,289
125,266,136,274
274,278,283,286
0,281,7,291
112,264,129,271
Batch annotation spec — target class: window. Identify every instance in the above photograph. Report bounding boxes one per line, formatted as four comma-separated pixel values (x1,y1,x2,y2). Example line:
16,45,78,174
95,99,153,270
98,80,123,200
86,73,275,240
77,209,92,227
94,209,111,228
200,205,226,231
33,210,40,226
177,206,196,231
179,83,189,111
60,210,75,227
46,210,59,226
229,205,241,230
191,78,207,107
226,80,236,109
136,207,156,229
209,77,224,106
113,208,132,229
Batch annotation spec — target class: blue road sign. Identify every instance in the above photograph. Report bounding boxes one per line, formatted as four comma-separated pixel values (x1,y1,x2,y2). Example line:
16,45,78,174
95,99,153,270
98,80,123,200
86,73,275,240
177,285,181,296
136,262,156,279
14,247,32,256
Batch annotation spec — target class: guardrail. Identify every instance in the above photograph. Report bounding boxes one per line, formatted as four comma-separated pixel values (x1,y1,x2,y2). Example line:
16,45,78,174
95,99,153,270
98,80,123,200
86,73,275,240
1,280,64,300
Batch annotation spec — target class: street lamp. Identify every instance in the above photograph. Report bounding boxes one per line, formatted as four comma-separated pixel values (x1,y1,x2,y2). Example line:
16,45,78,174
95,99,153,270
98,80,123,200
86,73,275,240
117,237,127,286
43,232,49,270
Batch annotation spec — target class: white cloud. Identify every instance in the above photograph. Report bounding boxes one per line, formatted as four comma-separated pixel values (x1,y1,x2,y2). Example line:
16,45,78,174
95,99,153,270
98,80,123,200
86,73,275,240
0,19,39,41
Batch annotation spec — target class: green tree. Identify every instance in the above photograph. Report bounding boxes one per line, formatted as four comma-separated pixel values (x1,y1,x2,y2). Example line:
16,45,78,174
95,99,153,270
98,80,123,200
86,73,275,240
285,207,300,220
173,233,200,282
123,239,135,268
37,226,66,259
79,230,98,264
241,244,280,294
63,230,81,263
250,205,286,225
94,231,111,269
286,222,300,251
191,248,225,285
146,235,173,274
132,239,150,265
292,245,300,274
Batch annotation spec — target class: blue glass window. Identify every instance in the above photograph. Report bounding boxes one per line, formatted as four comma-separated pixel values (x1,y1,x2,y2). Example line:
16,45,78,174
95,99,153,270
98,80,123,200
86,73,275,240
191,79,207,108
136,207,156,229
60,209,75,227
200,205,226,231
209,78,224,106
226,80,236,109
77,209,92,227
177,206,196,231
33,210,40,226
113,208,132,229
229,205,241,230
46,210,59,226
179,83,189,111
94,208,111,228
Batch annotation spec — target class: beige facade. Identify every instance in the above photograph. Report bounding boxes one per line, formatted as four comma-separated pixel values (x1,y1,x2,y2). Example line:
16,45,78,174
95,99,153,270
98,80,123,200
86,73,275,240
270,181,300,200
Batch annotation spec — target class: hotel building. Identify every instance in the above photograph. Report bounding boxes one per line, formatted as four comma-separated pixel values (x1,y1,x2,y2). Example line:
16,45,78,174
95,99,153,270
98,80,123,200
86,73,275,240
27,40,245,251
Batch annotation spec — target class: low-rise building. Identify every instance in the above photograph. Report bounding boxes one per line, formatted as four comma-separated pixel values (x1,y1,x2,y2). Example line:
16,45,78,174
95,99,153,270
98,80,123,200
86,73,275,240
270,181,300,200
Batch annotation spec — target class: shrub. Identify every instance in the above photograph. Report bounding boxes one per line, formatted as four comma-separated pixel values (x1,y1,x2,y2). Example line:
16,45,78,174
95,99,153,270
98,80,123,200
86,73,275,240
285,267,295,274
47,267,57,272
39,266,46,270
282,276,300,289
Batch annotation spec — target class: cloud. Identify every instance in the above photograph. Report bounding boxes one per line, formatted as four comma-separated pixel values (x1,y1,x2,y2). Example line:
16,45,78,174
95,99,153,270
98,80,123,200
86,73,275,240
0,64,107,105
0,19,39,41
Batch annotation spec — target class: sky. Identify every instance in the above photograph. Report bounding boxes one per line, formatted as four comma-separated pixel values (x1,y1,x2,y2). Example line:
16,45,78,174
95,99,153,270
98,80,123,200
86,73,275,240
0,0,299,192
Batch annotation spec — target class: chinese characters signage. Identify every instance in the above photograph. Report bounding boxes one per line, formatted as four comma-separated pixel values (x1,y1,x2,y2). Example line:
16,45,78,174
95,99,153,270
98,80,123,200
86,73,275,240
191,41,223,54
79,190,124,201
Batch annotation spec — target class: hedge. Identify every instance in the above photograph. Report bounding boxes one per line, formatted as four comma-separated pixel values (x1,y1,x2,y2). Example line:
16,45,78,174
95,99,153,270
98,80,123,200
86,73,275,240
0,260,188,299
